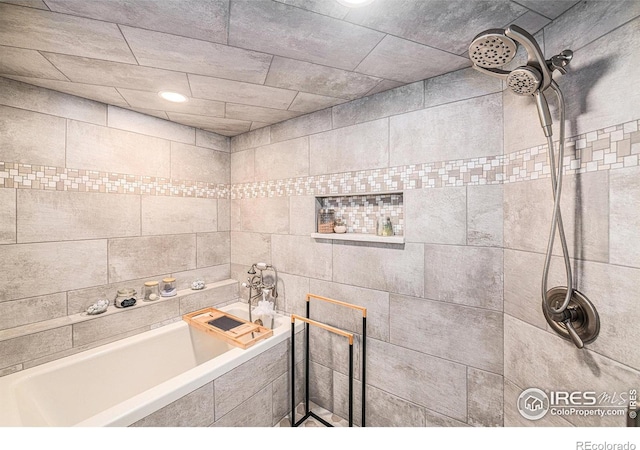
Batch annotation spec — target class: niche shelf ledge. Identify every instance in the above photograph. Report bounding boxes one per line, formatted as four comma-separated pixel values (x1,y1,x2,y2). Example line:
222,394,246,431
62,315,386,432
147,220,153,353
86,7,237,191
311,232,405,244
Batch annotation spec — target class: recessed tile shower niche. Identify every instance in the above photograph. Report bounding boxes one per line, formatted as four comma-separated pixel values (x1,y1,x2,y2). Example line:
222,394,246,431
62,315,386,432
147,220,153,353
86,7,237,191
312,192,405,244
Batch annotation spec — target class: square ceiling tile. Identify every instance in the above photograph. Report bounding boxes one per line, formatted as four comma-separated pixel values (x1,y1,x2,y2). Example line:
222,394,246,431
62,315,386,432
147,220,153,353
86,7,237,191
288,92,347,113
189,74,297,110
225,103,301,123
120,26,272,84
4,75,129,107
0,4,136,63
0,45,67,80
229,0,384,70
166,112,252,136
117,88,225,118
355,35,470,83
43,53,191,94
265,57,381,99
45,0,229,44
344,0,527,55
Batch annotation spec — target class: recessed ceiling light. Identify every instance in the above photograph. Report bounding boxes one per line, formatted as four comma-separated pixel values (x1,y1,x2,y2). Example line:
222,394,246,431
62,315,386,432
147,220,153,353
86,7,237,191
158,91,188,103
336,0,374,7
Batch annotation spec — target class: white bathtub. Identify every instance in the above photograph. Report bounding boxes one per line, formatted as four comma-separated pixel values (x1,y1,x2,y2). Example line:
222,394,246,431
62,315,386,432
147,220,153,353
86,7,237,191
0,302,297,427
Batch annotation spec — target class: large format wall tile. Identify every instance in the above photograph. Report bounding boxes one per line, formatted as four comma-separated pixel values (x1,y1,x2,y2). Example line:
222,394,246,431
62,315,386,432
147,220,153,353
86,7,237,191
108,235,196,282
18,190,140,243
107,106,194,144
0,326,72,369
272,235,332,280
214,340,288,420
73,299,180,347
610,166,640,267
275,271,310,317
467,368,504,427
0,240,107,302
178,280,237,315
132,382,214,427
390,294,503,373
0,189,16,244
331,81,423,129
309,118,388,175
309,327,360,379
308,279,389,342
254,137,309,182
0,292,67,331
505,315,640,426
66,120,171,177
503,379,572,427
333,373,425,427
230,149,254,184
0,77,106,126
404,187,466,245
170,142,229,184
0,105,65,166
288,195,316,236
230,231,271,267
467,184,503,247
503,249,549,331
238,196,289,234
270,109,331,144
367,338,467,421
0,4,136,63
196,129,229,153
424,245,503,311
231,127,270,153
424,67,502,109
213,384,273,427
332,242,424,297
390,93,503,166
504,171,609,263
141,196,217,236
196,232,230,268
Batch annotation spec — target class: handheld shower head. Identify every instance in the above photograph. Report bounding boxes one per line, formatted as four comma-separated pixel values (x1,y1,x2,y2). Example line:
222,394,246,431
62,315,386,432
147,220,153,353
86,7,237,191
506,66,542,95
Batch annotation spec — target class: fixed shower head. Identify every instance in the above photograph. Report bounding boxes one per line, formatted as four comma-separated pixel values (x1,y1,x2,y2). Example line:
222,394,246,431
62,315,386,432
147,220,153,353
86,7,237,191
468,28,517,69
468,25,553,92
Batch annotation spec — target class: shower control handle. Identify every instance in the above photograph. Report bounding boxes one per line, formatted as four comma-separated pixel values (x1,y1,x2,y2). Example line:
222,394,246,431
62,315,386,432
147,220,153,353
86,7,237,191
563,319,584,349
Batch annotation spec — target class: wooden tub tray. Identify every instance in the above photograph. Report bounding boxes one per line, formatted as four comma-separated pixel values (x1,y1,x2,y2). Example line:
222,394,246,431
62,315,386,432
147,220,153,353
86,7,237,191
183,307,273,349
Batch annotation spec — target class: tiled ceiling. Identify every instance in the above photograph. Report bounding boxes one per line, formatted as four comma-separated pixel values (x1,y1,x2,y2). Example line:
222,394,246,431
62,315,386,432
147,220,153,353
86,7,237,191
0,0,580,136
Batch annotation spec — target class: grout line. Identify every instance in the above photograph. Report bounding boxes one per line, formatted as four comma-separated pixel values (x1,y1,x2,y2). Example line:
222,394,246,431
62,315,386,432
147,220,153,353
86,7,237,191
116,24,139,66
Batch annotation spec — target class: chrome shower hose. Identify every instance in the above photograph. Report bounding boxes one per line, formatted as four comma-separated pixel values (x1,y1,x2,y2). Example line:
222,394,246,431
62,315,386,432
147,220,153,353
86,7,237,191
541,81,573,316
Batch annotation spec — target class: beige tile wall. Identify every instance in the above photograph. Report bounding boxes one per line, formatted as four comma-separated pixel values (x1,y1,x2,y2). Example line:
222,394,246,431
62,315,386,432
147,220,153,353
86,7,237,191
0,79,233,375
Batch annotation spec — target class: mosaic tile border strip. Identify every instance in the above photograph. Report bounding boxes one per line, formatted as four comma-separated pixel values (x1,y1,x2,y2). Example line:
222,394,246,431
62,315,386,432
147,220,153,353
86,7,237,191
1,120,637,200
230,119,639,199
0,162,228,198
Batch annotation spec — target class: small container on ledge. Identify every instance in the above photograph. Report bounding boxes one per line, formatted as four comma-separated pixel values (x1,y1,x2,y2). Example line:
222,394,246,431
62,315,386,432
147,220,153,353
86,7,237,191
143,281,160,301
334,218,347,234
317,208,335,234
160,277,177,297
